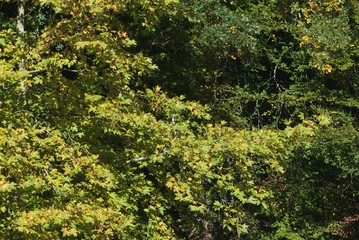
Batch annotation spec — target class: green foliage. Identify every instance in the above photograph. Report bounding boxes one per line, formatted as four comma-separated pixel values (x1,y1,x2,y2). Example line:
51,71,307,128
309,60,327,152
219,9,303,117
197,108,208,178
0,125,133,239
0,0,358,239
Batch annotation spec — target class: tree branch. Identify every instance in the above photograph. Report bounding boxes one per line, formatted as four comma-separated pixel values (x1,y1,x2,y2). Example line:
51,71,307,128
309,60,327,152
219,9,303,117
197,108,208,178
126,156,149,164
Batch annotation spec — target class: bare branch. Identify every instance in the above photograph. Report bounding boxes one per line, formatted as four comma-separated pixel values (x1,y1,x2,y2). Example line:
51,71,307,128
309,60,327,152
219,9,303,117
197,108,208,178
28,69,47,74
126,156,149,164
62,68,79,73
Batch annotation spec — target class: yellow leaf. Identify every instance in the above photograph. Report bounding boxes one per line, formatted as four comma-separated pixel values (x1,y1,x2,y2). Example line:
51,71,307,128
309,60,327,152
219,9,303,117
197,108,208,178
321,64,332,74
154,85,161,93
166,177,175,190
62,227,78,237
229,54,237,60
317,114,332,125
300,36,310,46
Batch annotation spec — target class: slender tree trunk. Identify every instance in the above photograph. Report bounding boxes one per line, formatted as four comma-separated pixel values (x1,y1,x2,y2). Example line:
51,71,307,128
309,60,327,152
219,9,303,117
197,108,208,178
17,0,26,105
17,0,25,70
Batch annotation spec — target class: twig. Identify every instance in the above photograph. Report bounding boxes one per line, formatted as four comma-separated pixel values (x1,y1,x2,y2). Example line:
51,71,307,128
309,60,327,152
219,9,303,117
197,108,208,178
28,69,47,74
126,156,149,164
28,68,79,74
62,68,79,73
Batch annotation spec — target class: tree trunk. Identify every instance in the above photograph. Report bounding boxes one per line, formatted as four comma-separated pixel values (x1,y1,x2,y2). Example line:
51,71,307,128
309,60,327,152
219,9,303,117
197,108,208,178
17,0,26,105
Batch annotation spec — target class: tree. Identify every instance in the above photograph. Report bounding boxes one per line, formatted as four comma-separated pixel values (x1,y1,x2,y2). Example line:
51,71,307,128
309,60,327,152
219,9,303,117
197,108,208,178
0,0,290,238
0,0,358,239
